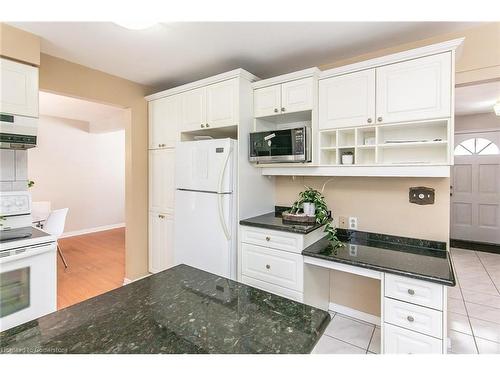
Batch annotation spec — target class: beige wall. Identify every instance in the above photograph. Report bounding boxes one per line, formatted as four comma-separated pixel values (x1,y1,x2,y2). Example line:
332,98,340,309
28,115,125,233
455,112,500,133
0,23,40,66
275,176,450,316
321,22,500,86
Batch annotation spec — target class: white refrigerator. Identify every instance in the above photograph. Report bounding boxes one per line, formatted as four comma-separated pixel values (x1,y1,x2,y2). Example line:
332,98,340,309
174,138,237,279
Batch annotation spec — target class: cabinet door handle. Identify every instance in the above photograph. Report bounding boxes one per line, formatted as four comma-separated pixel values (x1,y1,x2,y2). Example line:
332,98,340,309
266,264,271,270
407,315,415,322
367,118,372,123
377,116,383,122
158,214,165,219
206,123,210,128
407,289,415,295
274,108,278,113
201,124,205,128
265,236,271,242
281,107,286,112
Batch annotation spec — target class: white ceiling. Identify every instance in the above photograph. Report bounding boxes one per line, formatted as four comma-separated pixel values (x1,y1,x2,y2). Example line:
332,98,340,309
455,81,500,116
11,22,480,90
39,91,126,133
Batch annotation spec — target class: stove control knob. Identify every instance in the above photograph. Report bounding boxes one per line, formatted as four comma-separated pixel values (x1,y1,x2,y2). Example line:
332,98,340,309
15,200,23,206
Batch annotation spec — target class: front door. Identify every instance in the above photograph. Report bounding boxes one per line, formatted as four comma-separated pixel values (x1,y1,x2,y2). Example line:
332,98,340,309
451,131,500,244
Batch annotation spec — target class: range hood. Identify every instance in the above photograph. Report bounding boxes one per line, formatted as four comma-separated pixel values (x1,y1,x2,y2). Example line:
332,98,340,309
0,113,37,149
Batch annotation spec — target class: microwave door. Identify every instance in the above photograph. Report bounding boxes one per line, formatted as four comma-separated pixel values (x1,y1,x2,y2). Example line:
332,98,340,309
250,130,295,162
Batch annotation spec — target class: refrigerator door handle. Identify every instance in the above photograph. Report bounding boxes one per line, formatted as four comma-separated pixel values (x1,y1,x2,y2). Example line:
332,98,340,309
217,147,232,240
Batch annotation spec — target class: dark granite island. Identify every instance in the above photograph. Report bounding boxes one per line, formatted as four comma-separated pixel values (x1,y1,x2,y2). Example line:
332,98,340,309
0,265,330,354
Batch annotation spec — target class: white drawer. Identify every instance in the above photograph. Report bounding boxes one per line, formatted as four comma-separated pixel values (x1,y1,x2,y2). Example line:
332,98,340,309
241,226,303,253
384,298,443,339
241,275,303,303
385,274,443,310
384,323,443,354
241,243,304,292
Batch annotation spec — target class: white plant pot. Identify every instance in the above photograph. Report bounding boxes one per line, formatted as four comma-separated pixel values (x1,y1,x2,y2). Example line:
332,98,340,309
303,202,316,216
342,154,354,165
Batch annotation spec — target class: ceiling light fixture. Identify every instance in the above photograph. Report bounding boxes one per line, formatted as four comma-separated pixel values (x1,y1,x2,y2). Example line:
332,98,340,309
494,102,500,116
114,21,158,30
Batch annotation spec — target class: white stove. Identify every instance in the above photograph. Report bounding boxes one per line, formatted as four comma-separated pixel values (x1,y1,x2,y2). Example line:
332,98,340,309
0,191,57,332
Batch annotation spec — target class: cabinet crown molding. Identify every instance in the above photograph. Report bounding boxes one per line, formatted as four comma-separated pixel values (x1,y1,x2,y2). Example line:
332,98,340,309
319,37,465,80
145,68,259,102
252,67,320,89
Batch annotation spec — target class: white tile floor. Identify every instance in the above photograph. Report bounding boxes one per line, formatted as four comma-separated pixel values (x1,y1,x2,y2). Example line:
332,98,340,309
312,247,500,354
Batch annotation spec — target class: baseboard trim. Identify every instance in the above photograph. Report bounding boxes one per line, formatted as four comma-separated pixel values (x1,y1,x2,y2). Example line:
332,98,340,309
60,223,125,239
450,238,500,254
329,302,381,326
123,273,152,286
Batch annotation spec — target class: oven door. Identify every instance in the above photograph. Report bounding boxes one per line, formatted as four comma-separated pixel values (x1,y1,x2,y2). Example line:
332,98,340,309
0,243,56,331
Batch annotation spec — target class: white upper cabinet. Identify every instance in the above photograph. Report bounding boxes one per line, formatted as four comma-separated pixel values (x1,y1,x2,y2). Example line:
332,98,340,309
206,79,238,128
149,94,180,149
319,69,376,129
254,84,281,117
281,78,314,114
0,58,39,118
254,77,314,118
148,211,174,273
149,148,175,213
376,52,452,124
181,87,206,132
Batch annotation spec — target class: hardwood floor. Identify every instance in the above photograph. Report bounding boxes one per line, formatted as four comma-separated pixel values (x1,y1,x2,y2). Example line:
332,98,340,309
57,228,125,310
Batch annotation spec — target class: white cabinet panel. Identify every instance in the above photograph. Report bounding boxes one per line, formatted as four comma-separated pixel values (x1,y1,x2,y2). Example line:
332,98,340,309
376,52,452,124
281,78,313,114
384,298,443,339
319,69,375,129
385,274,443,310
148,94,180,149
241,243,304,292
384,323,443,354
149,211,174,273
181,87,206,132
0,58,39,118
254,84,281,118
149,149,175,213
206,79,238,128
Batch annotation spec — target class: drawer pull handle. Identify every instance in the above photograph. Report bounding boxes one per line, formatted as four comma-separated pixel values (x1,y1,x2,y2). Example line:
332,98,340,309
266,264,271,270
407,289,415,295
407,315,415,322
265,236,271,241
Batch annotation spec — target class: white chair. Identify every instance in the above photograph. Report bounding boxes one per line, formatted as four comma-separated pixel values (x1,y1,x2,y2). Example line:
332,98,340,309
44,208,69,269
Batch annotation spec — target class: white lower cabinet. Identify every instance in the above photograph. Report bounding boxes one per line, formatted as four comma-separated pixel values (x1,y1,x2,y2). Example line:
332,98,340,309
240,225,325,303
384,323,443,354
148,211,174,274
383,273,446,354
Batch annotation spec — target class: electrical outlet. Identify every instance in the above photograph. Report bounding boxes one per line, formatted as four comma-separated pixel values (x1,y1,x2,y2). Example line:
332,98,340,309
348,216,358,230
339,216,348,229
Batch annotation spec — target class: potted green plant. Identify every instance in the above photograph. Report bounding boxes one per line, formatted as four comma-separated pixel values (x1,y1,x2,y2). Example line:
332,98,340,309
290,187,343,249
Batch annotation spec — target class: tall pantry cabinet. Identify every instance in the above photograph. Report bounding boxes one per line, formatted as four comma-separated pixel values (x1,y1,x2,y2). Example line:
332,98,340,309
147,95,179,273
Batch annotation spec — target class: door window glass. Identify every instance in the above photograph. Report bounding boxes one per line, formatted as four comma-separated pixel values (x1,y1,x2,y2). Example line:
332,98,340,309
454,138,500,156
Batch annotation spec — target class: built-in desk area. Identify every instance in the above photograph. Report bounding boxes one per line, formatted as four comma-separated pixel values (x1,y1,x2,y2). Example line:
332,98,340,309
240,210,455,354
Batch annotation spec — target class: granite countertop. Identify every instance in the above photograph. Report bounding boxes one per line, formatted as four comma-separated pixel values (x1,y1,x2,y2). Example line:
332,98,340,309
240,211,324,234
0,265,330,354
302,230,455,286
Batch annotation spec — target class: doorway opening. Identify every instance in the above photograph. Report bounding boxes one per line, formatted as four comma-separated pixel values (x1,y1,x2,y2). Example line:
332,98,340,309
29,91,127,309
450,81,500,251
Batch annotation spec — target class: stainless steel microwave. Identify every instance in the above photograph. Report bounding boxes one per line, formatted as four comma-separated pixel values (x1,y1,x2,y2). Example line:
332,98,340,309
249,126,311,163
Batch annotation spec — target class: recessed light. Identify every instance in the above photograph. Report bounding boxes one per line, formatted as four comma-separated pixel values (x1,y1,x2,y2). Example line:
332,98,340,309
494,102,500,116
114,21,158,30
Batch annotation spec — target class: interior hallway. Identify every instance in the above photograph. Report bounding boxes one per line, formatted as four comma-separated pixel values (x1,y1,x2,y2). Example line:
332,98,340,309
57,228,125,310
